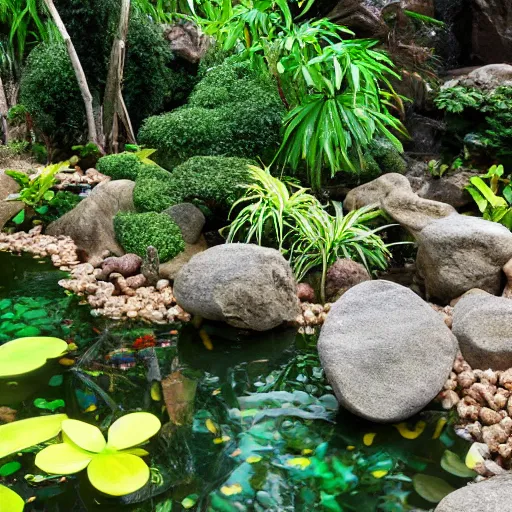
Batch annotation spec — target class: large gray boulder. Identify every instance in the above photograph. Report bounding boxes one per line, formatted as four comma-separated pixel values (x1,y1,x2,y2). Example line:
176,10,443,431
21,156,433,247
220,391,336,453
46,180,135,260
0,172,23,230
318,280,457,422
453,292,512,370
416,213,512,304
174,244,300,331
435,473,512,512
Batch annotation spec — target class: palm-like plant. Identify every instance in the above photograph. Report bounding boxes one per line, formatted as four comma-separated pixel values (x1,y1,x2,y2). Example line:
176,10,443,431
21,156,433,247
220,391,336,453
290,202,392,302
226,164,318,250
226,166,394,301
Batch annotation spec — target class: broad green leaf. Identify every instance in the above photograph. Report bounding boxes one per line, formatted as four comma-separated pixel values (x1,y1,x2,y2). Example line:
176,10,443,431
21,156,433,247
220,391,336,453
466,186,488,213
62,419,106,453
107,412,161,451
469,177,507,208
413,474,455,503
34,398,65,412
0,337,68,378
11,210,25,225
87,453,149,496
441,450,476,477
0,484,24,512
0,414,67,458
35,442,93,475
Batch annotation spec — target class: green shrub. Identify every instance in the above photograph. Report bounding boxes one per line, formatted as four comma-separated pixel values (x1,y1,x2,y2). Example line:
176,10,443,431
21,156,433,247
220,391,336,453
40,191,83,224
138,61,284,168
124,12,196,131
20,42,86,146
113,211,185,261
133,156,254,215
96,153,143,181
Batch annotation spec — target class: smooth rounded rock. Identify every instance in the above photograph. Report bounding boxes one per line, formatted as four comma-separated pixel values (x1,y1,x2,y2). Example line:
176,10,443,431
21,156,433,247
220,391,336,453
174,244,300,331
435,473,512,512
318,280,457,422
453,293,512,370
163,203,205,244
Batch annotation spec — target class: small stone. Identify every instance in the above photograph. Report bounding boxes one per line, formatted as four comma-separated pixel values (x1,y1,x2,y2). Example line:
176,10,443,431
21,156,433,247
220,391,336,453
127,310,138,318
156,279,170,291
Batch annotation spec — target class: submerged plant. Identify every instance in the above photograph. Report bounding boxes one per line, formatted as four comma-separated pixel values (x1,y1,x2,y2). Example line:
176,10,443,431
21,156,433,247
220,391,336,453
35,413,161,496
0,337,68,378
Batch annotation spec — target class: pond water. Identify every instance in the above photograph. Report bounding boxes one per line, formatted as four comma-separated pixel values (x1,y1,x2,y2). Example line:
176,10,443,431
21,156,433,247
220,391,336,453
0,254,472,511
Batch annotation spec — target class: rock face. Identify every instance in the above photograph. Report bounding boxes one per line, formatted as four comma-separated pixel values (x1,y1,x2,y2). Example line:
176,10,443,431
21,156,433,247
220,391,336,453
344,173,412,211
471,1,512,65
47,180,136,260
318,280,457,422
0,173,23,230
416,214,512,303
164,22,211,63
163,203,205,244
443,64,512,91
159,235,208,281
435,473,512,512
453,293,512,370
174,244,300,331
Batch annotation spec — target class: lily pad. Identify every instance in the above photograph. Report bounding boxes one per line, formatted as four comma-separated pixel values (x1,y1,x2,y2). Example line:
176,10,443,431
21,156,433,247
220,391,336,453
0,484,24,512
0,414,67,458
441,450,476,478
15,326,41,338
0,337,68,378
413,474,455,503
0,461,22,477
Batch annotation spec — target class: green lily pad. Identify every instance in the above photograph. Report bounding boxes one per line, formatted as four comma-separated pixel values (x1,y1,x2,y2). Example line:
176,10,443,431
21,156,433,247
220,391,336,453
0,461,22,477
22,310,48,321
413,474,455,503
0,484,24,512
0,299,12,311
441,450,477,478
0,414,67,458
0,337,68,378
34,398,66,411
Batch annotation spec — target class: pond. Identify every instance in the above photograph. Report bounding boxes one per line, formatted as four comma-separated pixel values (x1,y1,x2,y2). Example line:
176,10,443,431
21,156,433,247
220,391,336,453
0,254,473,511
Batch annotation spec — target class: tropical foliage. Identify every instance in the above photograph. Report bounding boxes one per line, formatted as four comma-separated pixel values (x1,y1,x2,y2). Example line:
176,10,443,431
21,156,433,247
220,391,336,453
227,165,393,300
466,164,512,229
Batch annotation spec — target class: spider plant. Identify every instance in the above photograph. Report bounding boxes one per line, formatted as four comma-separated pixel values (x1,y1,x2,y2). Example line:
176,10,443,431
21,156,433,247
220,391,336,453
289,202,393,302
225,164,318,250
226,166,394,302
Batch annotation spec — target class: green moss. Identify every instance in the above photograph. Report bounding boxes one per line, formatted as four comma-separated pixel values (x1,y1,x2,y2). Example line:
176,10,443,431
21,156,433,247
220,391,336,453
20,42,86,146
113,211,185,261
367,138,407,175
133,156,254,215
96,153,143,181
138,61,284,168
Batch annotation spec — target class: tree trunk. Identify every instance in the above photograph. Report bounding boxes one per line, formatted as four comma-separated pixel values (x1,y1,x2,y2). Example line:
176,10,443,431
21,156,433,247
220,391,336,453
0,76,9,144
103,0,135,154
43,0,99,146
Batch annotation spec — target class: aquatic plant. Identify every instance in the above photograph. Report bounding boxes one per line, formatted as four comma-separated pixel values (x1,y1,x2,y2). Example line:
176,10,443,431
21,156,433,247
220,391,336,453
0,484,24,511
0,414,67,459
466,164,512,228
114,211,185,261
0,337,68,378
35,413,161,496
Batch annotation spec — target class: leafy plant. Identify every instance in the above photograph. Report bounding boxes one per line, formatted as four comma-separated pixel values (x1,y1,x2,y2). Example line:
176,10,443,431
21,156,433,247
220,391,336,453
466,164,512,228
40,190,83,224
226,166,393,301
0,336,68,378
6,161,68,225
35,413,161,496
434,86,485,114
71,143,101,159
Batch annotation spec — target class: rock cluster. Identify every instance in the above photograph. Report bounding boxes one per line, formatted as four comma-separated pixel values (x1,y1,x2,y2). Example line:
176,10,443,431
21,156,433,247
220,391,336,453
0,225,80,270
58,262,190,324
295,302,331,334
439,354,512,472
54,167,109,190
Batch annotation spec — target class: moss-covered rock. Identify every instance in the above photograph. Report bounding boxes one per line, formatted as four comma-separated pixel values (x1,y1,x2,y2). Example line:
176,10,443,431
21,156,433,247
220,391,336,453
133,156,254,216
138,60,284,168
113,211,185,261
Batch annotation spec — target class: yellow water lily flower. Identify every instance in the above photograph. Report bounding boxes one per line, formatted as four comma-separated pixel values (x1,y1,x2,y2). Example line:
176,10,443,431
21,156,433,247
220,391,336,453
221,483,243,496
394,421,426,440
286,457,311,469
363,433,376,446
